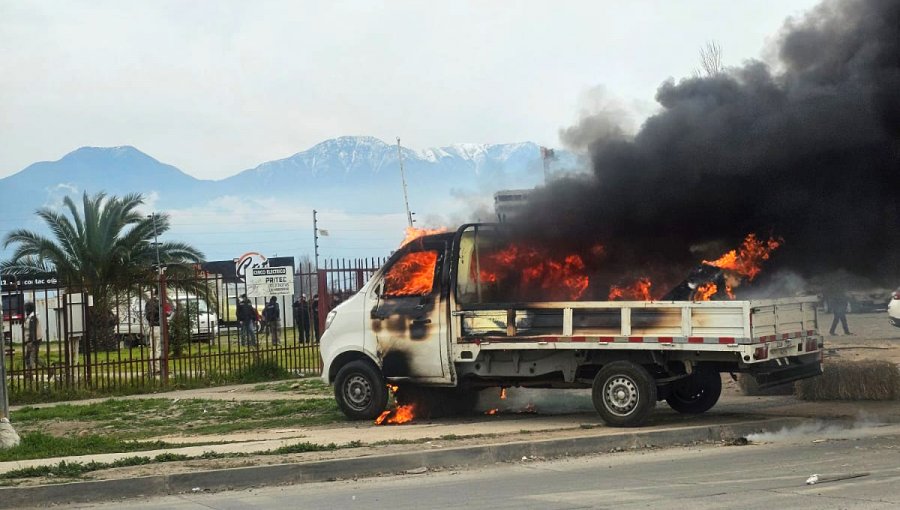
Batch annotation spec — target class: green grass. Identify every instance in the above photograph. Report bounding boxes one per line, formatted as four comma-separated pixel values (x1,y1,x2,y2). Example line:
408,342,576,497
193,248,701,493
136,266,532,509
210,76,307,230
12,396,343,440
0,439,362,482
0,432,189,462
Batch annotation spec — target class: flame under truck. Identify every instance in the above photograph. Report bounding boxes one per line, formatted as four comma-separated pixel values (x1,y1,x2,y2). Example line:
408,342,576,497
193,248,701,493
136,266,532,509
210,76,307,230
321,224,823,427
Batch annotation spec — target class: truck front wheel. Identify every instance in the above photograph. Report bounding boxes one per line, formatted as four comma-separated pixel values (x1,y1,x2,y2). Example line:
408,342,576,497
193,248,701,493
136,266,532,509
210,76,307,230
592,361,657,427
334,360,389,420
665,370,722,414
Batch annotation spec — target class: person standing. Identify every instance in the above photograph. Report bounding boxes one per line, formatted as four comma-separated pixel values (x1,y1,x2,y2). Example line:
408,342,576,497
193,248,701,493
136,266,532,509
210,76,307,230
293,294,310,343
145,294,162,374
237,295,258,347
827,291,852,335
23,302,45,379
312,294,320,342
263,296,281,346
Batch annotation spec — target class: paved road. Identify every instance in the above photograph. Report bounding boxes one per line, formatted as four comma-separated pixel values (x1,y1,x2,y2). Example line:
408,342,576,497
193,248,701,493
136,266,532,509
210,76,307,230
62,423,900,510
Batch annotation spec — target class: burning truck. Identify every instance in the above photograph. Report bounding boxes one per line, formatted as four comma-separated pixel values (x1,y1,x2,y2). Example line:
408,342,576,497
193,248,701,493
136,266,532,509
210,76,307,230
320,224,822,427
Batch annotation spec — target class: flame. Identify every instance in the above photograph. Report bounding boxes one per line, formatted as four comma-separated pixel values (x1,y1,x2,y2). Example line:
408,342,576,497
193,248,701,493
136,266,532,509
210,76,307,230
478,244,591,300
383,251,438,296
695,282,718,301
704,234,782,281
374,384,416,425
401,226,448,247
608,277,653,301
375,404,416,425
500,388,507,400
485,408,499,415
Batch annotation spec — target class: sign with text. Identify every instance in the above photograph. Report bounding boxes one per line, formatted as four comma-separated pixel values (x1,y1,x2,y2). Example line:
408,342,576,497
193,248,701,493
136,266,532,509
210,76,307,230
246,266,294,297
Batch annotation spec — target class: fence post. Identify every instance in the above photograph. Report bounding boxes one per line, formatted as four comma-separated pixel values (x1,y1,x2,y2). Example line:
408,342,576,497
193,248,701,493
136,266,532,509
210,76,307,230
160,276,169,382
316,269,327,340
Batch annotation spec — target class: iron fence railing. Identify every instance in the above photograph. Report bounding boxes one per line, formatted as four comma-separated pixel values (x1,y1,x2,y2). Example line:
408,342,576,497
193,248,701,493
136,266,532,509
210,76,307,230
1,257,385,402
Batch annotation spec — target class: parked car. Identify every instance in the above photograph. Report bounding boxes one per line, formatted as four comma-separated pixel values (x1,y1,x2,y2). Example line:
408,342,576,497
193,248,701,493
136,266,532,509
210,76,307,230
889,288,900,328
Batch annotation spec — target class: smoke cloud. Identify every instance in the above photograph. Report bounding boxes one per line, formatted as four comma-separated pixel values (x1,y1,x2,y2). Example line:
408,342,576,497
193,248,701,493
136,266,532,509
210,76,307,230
517,0,900,293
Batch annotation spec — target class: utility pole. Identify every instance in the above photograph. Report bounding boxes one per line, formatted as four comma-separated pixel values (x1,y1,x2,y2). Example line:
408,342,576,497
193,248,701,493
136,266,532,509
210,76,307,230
149,213,166,380
397,137,414,228
0,275,20,448
0,276,8,418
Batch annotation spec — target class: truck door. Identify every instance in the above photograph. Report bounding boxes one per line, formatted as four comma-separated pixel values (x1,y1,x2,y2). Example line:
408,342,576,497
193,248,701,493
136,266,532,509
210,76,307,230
368,239,450,382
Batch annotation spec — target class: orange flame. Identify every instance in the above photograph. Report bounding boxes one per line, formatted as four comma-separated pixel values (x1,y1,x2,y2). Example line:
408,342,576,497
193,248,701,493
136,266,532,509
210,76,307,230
478,244,591,300
704,234,781,281
485,408,499,415
608,277,653,301
401,226,448,247
500,388,507,400
695,282,718,301
383,251,438,296
375,404,416,425
374,384,416,425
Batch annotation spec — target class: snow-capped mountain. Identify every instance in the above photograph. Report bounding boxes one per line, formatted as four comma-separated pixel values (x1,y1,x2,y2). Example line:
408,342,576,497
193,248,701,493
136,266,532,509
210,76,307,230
216,136,580,200
0,137,583,259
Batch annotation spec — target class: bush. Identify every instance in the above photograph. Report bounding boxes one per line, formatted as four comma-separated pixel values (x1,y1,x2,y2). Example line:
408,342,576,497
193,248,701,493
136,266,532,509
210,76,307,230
796,360,900,401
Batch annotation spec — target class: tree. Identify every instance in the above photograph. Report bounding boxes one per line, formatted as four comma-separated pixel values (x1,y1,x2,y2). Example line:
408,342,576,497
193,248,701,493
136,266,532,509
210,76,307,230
2,192,204,350
696,40,724,77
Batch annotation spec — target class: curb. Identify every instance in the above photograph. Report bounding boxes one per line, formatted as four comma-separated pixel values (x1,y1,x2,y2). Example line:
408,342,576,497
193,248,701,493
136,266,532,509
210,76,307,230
0,417,802,508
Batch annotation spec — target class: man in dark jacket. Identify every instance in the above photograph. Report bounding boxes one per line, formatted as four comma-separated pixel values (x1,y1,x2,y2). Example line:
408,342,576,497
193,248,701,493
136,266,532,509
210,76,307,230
237,294,258,347
263,296,281,346
827,291,852,335
292,294,310,344
24,302,45,378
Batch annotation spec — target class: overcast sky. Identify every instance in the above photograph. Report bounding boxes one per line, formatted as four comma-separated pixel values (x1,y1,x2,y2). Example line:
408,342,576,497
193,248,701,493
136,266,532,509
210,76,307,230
0,0,821,180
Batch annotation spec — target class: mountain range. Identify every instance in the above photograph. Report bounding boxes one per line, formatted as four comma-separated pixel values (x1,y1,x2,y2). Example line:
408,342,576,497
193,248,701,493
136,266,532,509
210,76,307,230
0,137,582,260
1,136,580,213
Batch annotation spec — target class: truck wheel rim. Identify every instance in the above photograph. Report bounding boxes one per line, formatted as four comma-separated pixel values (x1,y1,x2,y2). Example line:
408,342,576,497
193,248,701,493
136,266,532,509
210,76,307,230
604,375,639,416
344,374,372,410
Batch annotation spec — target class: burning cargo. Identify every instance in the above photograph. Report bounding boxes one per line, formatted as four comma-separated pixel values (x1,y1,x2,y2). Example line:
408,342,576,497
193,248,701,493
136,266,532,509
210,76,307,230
321,224,822,427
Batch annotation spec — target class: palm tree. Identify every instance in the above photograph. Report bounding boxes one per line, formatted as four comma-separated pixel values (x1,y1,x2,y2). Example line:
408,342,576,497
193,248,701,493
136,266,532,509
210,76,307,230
2,192,204,349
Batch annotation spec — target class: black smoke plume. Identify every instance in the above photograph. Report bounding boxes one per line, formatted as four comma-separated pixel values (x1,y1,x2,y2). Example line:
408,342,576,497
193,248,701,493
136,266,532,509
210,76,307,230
515,0,900,295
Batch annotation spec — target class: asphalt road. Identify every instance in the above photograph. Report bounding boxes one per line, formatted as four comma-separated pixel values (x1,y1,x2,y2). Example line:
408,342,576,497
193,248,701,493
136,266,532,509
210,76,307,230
61,423,900,510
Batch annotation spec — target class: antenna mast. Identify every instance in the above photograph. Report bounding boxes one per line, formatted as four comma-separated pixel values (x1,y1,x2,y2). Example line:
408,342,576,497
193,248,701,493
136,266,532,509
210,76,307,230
397,137,414,228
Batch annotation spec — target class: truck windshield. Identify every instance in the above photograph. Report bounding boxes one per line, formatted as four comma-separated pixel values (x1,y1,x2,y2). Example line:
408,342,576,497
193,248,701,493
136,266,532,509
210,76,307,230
383,249,440,297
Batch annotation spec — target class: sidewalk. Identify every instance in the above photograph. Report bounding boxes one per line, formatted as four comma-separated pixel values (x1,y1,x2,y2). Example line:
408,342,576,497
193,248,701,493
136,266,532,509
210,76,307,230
4,391,900,476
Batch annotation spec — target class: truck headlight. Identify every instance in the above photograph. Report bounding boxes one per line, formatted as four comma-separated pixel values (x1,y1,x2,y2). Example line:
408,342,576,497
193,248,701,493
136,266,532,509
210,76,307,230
325,310,337,331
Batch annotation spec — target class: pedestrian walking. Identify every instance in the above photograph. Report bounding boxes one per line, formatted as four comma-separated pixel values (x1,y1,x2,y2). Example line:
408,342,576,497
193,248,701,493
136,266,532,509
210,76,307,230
263,296,281,346
145,293,166,374
23,302,45,378
827,291,852,335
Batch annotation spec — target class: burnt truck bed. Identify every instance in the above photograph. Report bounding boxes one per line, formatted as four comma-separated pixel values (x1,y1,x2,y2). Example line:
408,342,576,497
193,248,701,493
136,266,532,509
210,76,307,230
450,296,823,388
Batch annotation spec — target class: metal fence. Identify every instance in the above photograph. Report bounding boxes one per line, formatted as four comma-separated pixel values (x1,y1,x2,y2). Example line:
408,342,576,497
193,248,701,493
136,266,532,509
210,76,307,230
1,257,385,402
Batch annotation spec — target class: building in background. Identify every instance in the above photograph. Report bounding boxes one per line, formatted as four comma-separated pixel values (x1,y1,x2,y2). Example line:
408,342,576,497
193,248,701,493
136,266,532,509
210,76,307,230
493,189,532,223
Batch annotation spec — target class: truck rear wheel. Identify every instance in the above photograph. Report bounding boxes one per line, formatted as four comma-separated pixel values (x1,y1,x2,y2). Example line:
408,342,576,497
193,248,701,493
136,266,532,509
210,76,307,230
334,360,388,420
592,361,657,427
665,370,722,414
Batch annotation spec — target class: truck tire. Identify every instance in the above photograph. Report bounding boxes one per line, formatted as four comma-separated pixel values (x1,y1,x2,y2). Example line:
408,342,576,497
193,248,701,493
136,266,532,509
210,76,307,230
592,361,657,427
665,370,722,414
334,360,389,420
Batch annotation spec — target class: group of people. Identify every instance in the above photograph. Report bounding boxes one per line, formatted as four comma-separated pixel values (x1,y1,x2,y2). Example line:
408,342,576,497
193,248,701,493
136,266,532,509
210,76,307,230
235,293,320,346
291,293,320,344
